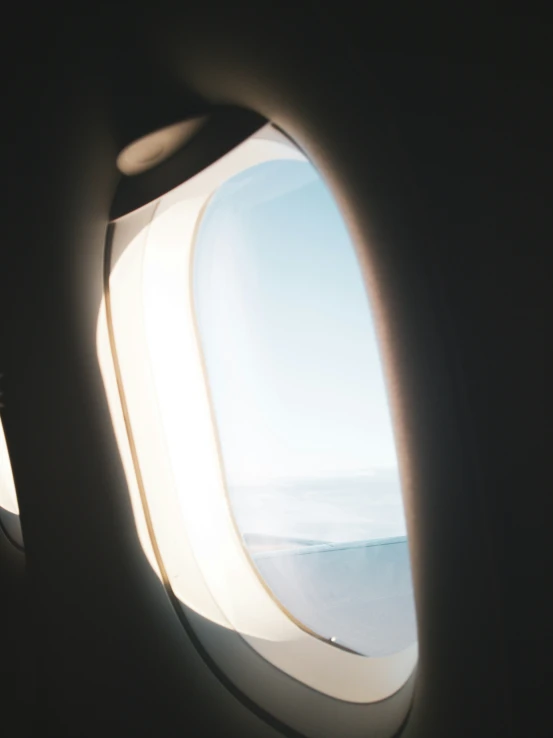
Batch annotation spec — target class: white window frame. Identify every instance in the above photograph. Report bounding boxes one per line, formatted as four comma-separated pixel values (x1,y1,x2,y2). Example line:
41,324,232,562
97,124,417,738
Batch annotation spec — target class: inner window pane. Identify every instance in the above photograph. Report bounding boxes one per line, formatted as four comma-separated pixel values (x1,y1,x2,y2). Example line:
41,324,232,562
192,157,416,657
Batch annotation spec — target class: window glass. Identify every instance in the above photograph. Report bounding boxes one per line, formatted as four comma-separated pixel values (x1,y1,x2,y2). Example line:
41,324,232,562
0,418,23,549
192,159,416,657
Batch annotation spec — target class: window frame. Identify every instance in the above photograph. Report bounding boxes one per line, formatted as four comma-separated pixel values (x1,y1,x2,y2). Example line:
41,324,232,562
98,124,417,737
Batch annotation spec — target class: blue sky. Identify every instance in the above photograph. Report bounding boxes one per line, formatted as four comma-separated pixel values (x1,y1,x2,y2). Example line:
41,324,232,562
193,159,399,486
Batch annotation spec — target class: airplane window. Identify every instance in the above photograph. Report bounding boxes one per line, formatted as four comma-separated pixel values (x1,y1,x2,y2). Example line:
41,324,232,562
192,159,416,657
105,125,418,710
0,418,24,549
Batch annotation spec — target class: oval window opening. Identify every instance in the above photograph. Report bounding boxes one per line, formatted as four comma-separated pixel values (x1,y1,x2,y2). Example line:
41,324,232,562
192,157,416,658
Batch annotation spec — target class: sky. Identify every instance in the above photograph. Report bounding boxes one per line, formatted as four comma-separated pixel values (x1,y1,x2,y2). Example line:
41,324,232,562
192,159,400,487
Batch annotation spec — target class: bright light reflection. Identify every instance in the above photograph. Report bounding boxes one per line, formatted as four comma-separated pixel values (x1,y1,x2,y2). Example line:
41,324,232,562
0,417,24,548
96,297,162,579
0,421,19,515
